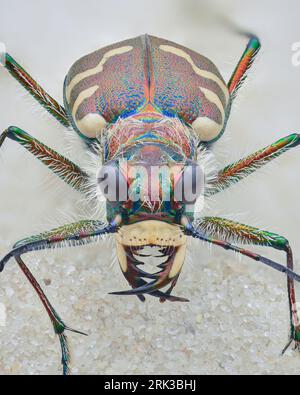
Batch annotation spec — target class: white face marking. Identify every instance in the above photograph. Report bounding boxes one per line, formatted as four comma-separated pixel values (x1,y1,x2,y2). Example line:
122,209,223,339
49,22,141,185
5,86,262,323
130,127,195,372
169,243,187,278
115,220,186,247
192,117,223,142
66,45,133,102
159,45,229,103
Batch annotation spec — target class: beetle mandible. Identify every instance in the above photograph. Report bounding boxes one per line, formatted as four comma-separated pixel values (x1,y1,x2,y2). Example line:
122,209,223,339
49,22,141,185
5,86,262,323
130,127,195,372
1,33,300,374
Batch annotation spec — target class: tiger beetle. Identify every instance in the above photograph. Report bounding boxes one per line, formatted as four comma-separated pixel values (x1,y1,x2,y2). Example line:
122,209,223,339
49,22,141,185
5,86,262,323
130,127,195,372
1,33,300,375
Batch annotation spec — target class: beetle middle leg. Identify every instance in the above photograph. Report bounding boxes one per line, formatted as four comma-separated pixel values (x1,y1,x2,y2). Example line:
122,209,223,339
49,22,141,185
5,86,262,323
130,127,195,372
191,217,300,352
0,126,88,191
206,133,300,196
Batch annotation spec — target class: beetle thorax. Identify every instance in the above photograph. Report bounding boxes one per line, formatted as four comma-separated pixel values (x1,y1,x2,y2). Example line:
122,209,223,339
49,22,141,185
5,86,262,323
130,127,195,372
102,115,197,161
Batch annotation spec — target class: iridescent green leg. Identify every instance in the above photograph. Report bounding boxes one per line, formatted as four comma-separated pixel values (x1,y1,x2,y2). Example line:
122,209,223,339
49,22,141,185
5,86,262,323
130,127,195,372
0,126,88,191
1,52,70,127
228,35,261,99
0,220,118,272
206,134,300,196
16,256,86,375
194,217,300,352
0,220,118,374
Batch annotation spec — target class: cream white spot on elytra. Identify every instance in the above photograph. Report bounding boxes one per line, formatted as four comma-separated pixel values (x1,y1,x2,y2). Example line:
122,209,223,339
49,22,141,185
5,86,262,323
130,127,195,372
192,117,223,142
159,44,229,103
72,85,99,119
200,87,225,121
71,85,108,137
76,113,106,138
193,87,225,141
66,45,133,102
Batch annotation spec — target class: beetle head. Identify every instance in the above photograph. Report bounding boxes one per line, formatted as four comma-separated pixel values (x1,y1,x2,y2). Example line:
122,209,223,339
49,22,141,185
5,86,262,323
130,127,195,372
97,143,205,301
97,144,205,222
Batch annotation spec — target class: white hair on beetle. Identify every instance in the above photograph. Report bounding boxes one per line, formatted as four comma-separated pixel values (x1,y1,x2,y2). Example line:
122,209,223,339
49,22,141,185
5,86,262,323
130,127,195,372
101,115,198,159
78,138,107,220
63,125,89,165
194,143,219,218
76,114,223,222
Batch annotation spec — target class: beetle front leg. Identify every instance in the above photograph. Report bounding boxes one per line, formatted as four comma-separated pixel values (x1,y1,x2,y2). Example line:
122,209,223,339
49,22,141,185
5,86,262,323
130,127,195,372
190,217,300,352
16,256,86,375
0,219,117,271
0,126,88,192
0,220,117,374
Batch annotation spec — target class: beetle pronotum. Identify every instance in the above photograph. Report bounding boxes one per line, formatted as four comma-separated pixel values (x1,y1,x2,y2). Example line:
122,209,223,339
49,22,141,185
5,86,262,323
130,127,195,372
1,33,300,374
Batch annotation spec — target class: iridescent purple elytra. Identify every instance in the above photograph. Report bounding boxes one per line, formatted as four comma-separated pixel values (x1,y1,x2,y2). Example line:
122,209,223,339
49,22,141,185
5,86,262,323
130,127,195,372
64,34,231,144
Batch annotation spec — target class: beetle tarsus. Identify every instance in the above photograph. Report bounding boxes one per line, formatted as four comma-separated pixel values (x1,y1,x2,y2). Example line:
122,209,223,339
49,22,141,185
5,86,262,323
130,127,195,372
282,338,300,355
0,129,9,147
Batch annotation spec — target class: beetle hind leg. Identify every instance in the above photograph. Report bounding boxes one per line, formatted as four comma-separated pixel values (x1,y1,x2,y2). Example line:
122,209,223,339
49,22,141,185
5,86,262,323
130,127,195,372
228,34,261,99
15,256,87,375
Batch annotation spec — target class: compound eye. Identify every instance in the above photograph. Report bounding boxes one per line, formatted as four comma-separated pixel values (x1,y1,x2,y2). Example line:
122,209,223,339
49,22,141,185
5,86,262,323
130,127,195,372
97,161,128,202
174,161,204,204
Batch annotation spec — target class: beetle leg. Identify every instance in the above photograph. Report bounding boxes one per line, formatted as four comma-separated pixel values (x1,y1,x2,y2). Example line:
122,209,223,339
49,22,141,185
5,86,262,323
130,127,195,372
206,134,300,196
0,220,117,374
188,217,300,352
228,34,261,99
1,52,70,127
0,126,89,192
15,256,86,375
0,220,117,272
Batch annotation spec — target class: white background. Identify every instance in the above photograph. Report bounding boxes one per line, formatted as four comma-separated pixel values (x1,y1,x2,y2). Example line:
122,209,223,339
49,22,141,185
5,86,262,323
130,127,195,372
0,0,300,374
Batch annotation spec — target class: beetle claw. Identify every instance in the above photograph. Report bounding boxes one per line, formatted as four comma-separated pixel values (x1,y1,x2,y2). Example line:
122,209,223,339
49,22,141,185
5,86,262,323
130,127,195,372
65,326,88,336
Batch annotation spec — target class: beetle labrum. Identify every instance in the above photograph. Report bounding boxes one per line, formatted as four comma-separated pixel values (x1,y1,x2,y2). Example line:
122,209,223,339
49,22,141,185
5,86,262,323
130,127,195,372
1,34,300,375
